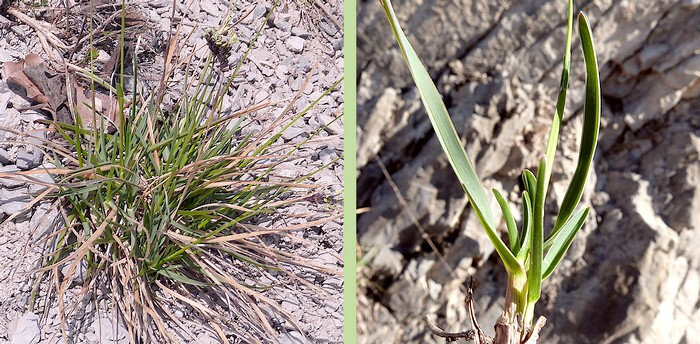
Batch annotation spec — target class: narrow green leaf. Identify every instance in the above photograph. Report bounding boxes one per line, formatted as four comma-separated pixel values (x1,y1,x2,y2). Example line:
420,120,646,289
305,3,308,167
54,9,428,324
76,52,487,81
542,0,574,194
381,0,522,274
542,207,589,280
493,189,518,251
528,159,547,305
524,159,547,325
380,0,494,227
157,268,211,287
547,11,600,248
522,169,537,207
515,191,532,259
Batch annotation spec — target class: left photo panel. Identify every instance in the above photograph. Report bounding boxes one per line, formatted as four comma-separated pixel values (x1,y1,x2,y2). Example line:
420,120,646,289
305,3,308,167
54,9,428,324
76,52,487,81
0,0,344,343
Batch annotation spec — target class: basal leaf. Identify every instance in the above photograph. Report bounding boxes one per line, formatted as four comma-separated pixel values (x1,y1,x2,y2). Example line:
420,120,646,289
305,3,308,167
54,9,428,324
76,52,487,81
381,0,522,274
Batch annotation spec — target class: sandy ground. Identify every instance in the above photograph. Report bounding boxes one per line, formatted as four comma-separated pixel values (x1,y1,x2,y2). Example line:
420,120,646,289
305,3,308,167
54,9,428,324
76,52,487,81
0,0,343,343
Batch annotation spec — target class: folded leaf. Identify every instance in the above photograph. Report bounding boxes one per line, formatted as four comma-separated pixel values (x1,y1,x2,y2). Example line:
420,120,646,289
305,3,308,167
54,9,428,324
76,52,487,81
542,207,589,280
493,188,518,251
547,12,600,248
516,191,532,259
542,0,574,196
523,169,537,207
526,158,547,324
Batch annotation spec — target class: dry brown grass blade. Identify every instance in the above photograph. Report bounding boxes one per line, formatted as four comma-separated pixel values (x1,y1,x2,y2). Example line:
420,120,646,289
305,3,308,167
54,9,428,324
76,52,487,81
160,305,198,343
0,138,78,166
166,212,341,245
200,180,320,190
155,281,217,317
199,262,282,339
58,208,115,290
154,0,194,108
239,64,317,160
144,105,162,170
54,210,113,339
112,233,174,343
176,153,287,174
234,238,342,277
7,8,67,63
156,281,230,344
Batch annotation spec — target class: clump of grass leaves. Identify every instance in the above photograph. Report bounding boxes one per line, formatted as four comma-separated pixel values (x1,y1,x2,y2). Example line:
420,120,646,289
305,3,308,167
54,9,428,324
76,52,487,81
381,0,600,340
24,2,341,343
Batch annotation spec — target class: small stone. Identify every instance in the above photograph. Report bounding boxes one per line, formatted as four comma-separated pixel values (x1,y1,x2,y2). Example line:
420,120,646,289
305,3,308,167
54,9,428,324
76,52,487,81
291,27,311,38
289,76,304,91
93,317,128,344
318,148,336,164
84,331,98,344
0,200,30,221
195,332,220,344
61,259,87,286
95,50,110,64
273,16,293,32
8,312,40,344
0,147,12,165
276,162,299,179
281,299,300,313
200,1,220,16
0,187,30,205
279,330,304,344
297,55,312,73
151,0,168,8
276,64,289,76
28,163,54,194
8,91,31,109
285,37,305,53
254,89,269,104
332,38,343,51
281,126,306,141
16,147,42,170
0,47,13,62
187,1,200,17
0,165,23,188
319,21,338,36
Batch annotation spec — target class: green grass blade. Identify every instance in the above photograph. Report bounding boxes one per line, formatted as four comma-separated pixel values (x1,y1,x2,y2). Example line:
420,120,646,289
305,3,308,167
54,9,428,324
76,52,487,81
542,0,574,193
157,268,211,287
547,11,600,248
381,0,522,274
542,207,589,280
493,188,518,251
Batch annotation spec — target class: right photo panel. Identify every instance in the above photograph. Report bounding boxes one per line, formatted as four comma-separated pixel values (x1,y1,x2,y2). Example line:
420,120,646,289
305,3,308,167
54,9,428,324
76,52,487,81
356,0,699,343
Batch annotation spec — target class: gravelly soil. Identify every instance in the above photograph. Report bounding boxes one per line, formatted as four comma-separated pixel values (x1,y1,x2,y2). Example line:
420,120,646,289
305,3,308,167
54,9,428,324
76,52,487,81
0,0,343,343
